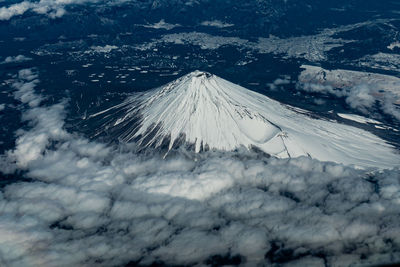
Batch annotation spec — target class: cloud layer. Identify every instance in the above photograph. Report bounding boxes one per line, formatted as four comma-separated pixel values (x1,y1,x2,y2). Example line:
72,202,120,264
0,0,133,20
0,0,67,20
1,69,400,266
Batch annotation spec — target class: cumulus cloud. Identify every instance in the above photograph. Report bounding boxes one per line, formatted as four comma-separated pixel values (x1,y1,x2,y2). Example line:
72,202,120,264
299,82,344,97
345,84,376,113
313,98,326,105
1,69,400,266
301,82,377,114
382,91,400,121
11,69,42,108
0,0,100,20
1,55,32,64
268,76,292,90
0,1,31,20
0,1,190,21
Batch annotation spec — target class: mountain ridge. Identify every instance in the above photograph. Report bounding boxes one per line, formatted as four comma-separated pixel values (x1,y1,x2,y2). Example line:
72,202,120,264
90,70,400,169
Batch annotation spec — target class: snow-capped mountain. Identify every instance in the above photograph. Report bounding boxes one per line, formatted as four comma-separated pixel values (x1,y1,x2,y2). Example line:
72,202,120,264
91,71,399,168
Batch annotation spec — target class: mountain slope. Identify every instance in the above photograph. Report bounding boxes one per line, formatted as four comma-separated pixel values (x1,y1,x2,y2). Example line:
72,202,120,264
90,71,399,169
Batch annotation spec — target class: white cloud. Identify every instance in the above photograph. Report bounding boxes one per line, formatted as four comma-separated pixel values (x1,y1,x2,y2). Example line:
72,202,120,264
1,55,32,64
0,1,31,21
0,0,100,20
11,69,42,107
299,82,344,97
268,76,292,90
1,68,400,266
313,98,326,105
345,84,376,113
0,1,192,22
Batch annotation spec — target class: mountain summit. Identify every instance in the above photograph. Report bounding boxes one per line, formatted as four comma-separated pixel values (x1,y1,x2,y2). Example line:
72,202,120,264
91,71,399,168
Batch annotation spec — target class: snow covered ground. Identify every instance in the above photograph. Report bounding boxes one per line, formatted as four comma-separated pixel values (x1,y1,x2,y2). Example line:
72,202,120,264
91,71,400,169
337,113,383,124
298,65,400,120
